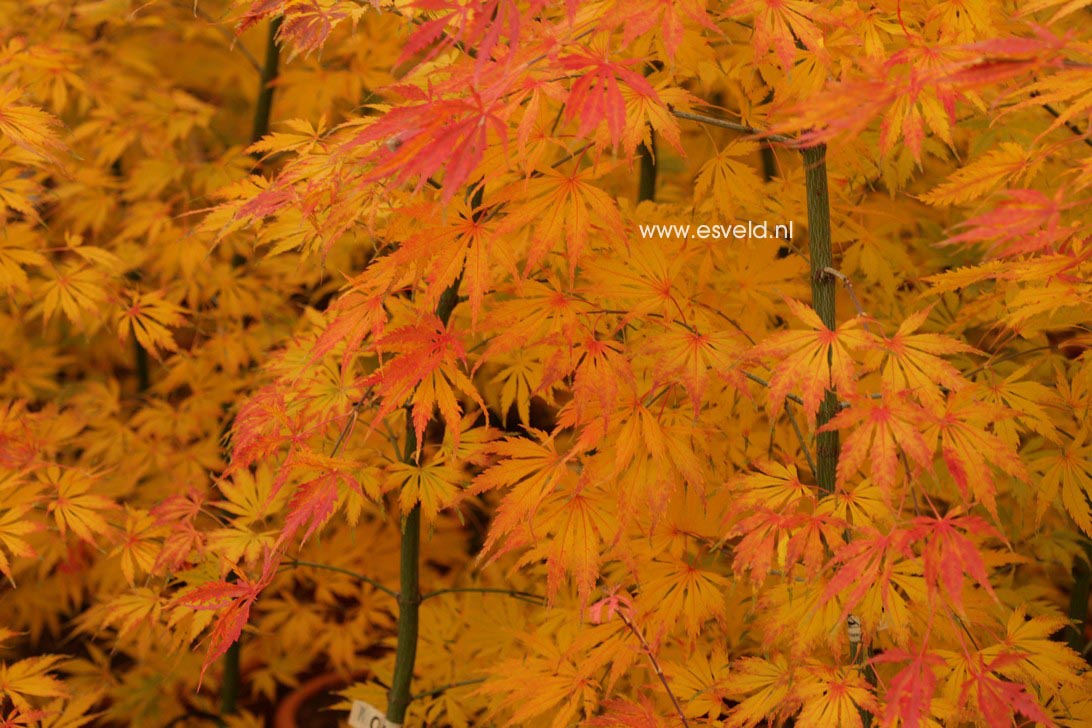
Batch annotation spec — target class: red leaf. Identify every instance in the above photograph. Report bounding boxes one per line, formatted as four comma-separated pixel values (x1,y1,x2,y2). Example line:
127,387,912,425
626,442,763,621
558,53,659,148
872,648,944,728
910,513,1000,613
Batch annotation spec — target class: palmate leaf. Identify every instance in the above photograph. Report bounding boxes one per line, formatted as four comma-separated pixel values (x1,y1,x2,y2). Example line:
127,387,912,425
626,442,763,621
598,0,717,60
874,306,980,402
347,88,509,203
980,605,1086,692
0,655,67,713
113,290,186,360
387,457,466,523
520,486,616,601
0,505,39,585
941,188,1076,258
796,665,879,728
496,162,624,277
1034,432,1092,536
361,314,486,456
920,143,1042,207
924,391,1028,516
822,526,916,623
821,388,933,492
0,88,66,164
557,51,661,149
175,552,278,686
727,0,829,69
39,466,116,544
909,512,999,614
871,648,945,728
722,655,795,728
750,298,872,423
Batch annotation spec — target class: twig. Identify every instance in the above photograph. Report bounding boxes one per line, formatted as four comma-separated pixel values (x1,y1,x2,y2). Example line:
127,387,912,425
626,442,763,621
410,678,486,700
785,401,818,476
185,1,264,76
618,611,691,727
670,109,795,144
420,586,545,604
822,266,871,334
283,559,398,599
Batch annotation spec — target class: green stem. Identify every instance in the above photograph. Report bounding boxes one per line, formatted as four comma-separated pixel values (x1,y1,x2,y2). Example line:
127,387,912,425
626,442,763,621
851,640,875,728
216,18,285,721
219,572,242,723
637,128,656,203
801,144,838,495
134,335,150,392
386,276,464,725
387,489,421,725
219,640,241,721
250,16,283,146
1068,538,1092,656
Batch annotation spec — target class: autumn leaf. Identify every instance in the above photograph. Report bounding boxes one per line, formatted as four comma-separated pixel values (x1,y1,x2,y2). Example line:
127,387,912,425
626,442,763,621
873,306,979,402
362,314,486,455
557,52,660,149
750,298,872,422
1034,432,1092,536
0,88,66,164
722,655,795,728
923,391,1028,516
822,388,933,491
909,512,1000,613
40,467,116,543
0,655,67,712
0,505,39,585
796,665,878,728
114,290,186,359
871,648,945,728
175,552,278,685
497,161,624,276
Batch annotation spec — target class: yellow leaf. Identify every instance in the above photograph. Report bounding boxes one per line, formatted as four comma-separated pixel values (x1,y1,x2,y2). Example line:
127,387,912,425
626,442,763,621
723,655,795,728
115,290,186,359
40,466,116,543
0,655,67,712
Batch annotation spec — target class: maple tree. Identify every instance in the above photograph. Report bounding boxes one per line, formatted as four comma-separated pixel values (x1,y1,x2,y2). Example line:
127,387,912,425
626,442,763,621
2,0,1092,726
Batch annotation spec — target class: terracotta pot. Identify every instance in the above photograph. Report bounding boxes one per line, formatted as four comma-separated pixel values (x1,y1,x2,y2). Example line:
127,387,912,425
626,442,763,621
274,671,362,728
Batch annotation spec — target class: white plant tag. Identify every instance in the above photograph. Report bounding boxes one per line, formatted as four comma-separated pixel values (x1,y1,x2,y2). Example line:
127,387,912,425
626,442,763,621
348,700,399,728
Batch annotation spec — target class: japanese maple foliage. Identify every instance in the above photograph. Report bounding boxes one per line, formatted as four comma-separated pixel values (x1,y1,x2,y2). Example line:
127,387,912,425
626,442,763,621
1,0,1092,726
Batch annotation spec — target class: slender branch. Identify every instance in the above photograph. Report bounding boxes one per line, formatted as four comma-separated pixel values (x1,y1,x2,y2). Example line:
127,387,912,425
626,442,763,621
618,612,690,727
742,371,802,406
671,109,795,144
420,586,546,604
822,266,871,334
1037,98,1092,149
785,401,818,476
283,559,398,599
185,1,263,75
410,678,486,700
